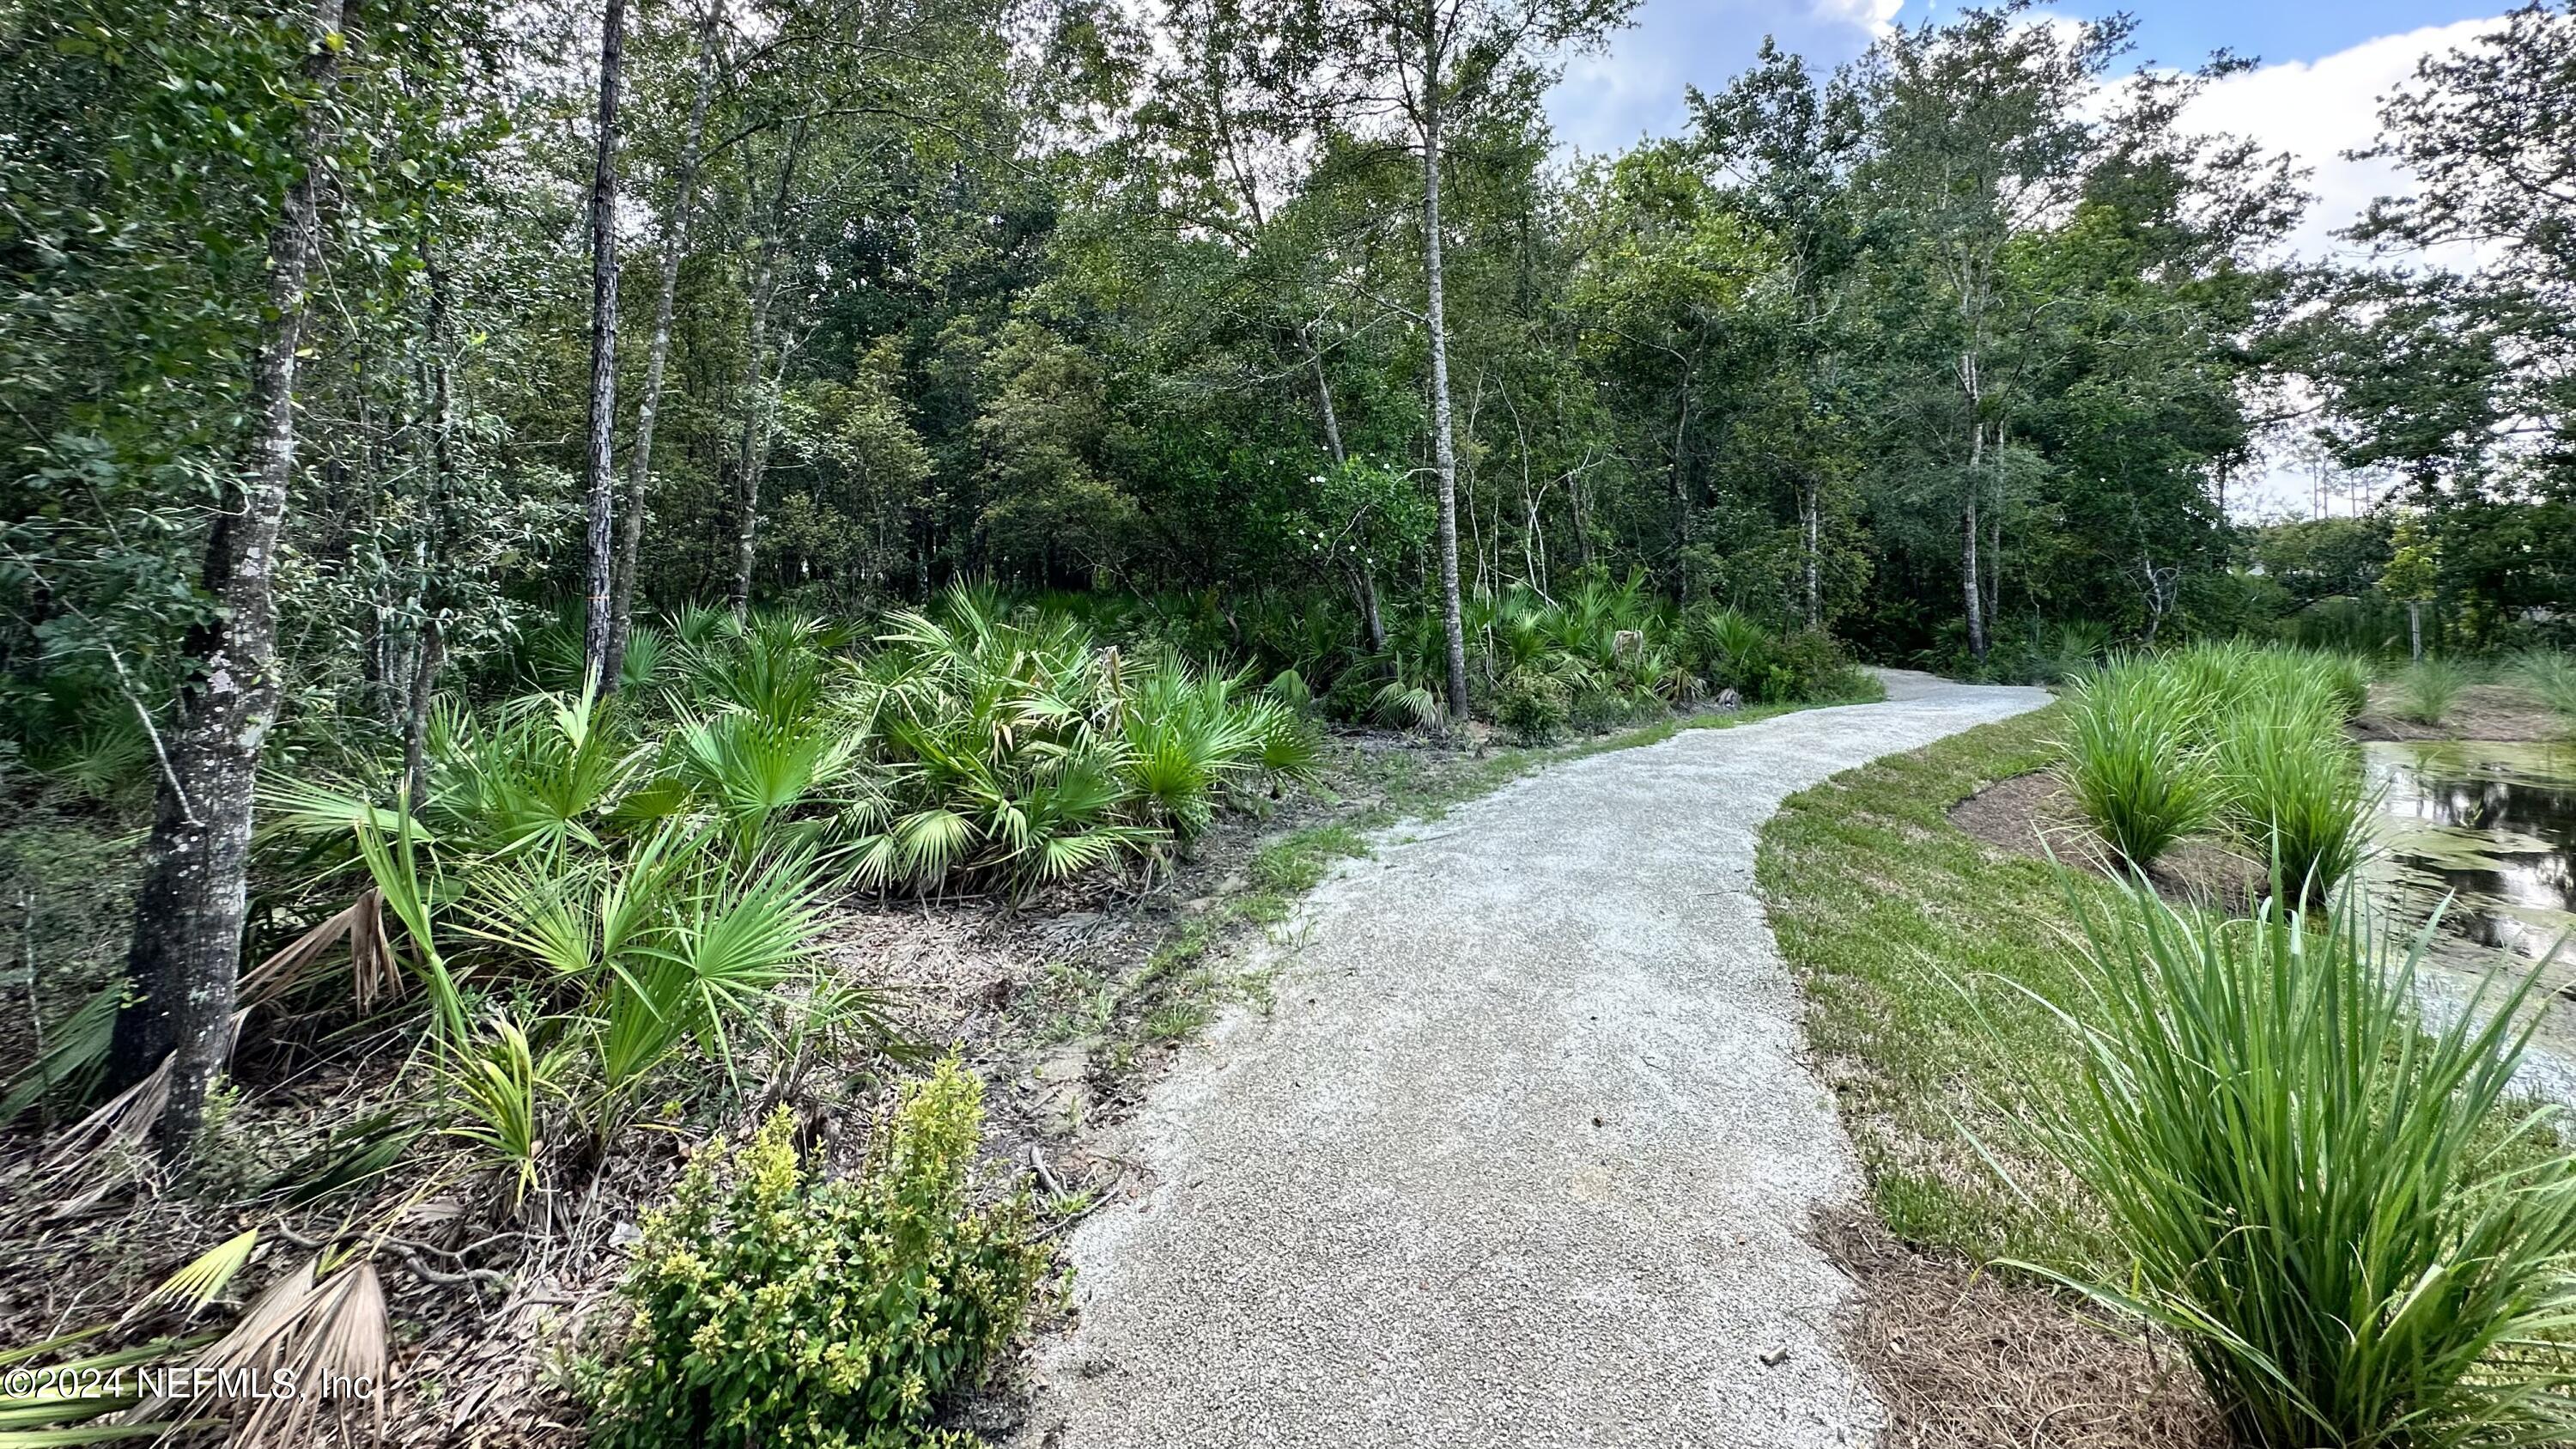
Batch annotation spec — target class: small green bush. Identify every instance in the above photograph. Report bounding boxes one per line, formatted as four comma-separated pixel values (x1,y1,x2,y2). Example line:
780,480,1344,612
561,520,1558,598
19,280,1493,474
1751,629,1851,703
1681,606,1773,692
595,1058,1049,1449
1565,684,1642,734
1493,672,1570,744
2515,648,2576,731
2002,887,2576,1449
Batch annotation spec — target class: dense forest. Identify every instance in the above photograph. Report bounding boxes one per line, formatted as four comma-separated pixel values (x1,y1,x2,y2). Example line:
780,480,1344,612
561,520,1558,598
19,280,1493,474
8,0,2576,1135
0,0,2568,1076
3,2,2576,1433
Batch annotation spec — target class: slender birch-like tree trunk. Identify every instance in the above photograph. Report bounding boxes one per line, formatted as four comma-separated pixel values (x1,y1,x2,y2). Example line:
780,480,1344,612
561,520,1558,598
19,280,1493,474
606,0,720,682
1802,478,1822,629
580,0,627,685
730,125,805,622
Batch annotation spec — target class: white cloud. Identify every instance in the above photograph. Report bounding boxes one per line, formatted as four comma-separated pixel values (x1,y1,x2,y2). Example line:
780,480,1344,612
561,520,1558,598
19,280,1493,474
2179,16,2500,266
2181,17,2508,518
1546,0,1902,156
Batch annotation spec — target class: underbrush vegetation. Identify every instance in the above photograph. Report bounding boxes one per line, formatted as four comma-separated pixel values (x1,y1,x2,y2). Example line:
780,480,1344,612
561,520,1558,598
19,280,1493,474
0,569,1877,1442
1073,575,1874,743
595,1060,1046,1449
2055,643,2372,897
10,587,1325,1143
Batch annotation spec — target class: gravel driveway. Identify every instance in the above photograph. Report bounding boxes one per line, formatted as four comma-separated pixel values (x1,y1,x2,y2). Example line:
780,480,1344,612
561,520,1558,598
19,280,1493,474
1018,673,2051,1448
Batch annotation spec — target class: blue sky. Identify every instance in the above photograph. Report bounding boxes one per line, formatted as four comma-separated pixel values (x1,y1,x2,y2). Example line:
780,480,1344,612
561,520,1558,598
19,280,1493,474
1552,2,2508,158
1995,0,2506,70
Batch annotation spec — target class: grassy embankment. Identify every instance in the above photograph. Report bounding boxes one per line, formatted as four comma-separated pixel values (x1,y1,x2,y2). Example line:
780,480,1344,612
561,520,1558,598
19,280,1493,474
1758,705,2115,1266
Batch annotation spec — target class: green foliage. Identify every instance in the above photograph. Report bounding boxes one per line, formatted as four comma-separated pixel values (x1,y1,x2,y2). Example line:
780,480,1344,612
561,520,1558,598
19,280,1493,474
1999,886,2576,1448
2396,656,2473,725
2056,659,2219,869
595,1059,1048,1449
440,1014,566,1210
2381,514,2441,606
2515,650,2576,732
2211,691,2373,904
859,584,1316,889
2054,643,2372,896
1494,673,1571,744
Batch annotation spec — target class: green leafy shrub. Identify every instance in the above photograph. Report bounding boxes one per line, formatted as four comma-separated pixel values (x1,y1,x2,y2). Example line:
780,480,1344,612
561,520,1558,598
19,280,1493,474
596,1058,1049,1449
1999,886,2576,1449
2057,659,2219,869
1321,667,1383,724
1566,683,1646,734
1751,628,1854,703
1493,672,1570,744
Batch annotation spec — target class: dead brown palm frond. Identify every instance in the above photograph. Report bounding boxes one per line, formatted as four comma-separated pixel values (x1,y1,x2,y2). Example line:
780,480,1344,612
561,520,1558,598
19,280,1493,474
238,887,405,1014
131,1254,390,1447
39,1007,245,1170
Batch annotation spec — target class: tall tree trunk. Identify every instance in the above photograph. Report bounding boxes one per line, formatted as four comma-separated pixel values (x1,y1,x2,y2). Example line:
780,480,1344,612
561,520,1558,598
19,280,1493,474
1669,377,1691,596
2409,600,2424,661
1420,79,1470,718
1802,478,1821,630
729,125,804,623
1311,344,1346,469
580,0,627,686
1986,498,2002,626
107,0,350,1152
1309,338,1386,653
1962,418,1987,663
1568,459,1592,572
402,620,444,804
605,0,720,683
1985,420,2004,626
408,242,458,803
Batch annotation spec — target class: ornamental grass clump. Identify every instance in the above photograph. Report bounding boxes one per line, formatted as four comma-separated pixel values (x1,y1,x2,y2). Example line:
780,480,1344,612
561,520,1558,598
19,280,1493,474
596,1057,1048,1449
2057,642,2377,903
1997,887,2576,1449
2515,649,2576,734
2213,691,2374,903
2397,656,2473,726
2057,659,2219,870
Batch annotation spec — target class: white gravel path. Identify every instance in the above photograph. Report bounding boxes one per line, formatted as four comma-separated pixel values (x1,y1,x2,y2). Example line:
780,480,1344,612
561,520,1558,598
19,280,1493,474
1018,672,2051,1448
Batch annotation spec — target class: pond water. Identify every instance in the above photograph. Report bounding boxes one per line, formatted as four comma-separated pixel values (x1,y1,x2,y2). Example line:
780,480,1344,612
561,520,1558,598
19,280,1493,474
2364,740,2576,966
2363,740,2576,1102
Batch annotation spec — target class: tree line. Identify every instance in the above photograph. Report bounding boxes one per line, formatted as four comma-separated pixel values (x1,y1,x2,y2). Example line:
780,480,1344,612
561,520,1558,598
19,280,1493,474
3,0,2573,1144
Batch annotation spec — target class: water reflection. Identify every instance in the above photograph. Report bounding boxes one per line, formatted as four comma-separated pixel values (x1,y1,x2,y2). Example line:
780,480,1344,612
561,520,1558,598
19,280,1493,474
2364,741,2576,964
